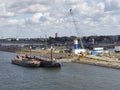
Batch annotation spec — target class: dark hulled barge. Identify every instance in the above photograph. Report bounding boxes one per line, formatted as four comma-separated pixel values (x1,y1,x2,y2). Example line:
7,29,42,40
12,54,61,68
11,54,41,67
33,57,61,68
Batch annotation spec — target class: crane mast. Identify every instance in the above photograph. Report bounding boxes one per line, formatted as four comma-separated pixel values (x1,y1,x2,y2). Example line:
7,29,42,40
70,9,84,49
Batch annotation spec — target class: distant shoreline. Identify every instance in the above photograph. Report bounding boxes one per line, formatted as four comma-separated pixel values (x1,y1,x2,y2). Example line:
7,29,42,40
0,46,20,53
1,46,120,69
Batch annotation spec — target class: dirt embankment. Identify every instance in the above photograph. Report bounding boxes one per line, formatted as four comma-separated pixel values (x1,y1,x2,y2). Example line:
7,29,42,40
77,54,120,69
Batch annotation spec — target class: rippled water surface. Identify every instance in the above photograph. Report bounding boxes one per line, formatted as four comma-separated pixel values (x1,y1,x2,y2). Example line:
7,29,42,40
0,51,120,90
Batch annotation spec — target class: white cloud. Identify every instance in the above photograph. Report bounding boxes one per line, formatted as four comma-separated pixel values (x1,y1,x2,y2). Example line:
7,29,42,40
97,2,105,11
31,13,43,23
0,0,119,38
29,4,49,12
18,4,50,13
105,0,120,11
0,3,14,17
8,19,25,25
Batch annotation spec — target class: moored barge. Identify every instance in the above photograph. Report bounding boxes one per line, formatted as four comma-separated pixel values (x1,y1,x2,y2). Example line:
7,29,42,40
12,54,61,68
11,54,41,67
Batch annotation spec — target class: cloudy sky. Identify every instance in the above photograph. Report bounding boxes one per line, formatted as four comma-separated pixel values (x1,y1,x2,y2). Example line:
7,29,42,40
0,0,120,38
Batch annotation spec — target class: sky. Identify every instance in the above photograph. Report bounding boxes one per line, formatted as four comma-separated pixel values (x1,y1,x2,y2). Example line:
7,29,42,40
0,0,120,38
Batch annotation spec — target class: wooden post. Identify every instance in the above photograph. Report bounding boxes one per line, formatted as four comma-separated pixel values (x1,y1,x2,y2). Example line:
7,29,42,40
30,46,32,57
45,34,47,49
51,45,53,61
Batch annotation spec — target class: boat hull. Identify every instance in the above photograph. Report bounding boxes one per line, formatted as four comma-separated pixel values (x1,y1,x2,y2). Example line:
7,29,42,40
11,55,61,68
33,57,61,68
40,61,61,68
12,60,40,67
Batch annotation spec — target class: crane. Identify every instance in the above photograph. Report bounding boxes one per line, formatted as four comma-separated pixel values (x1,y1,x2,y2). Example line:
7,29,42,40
70,9,84,49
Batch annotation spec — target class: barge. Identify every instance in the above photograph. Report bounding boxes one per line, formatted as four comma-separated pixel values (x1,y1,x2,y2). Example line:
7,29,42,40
11,54,40,67
12,54,61,68
34,57,61,68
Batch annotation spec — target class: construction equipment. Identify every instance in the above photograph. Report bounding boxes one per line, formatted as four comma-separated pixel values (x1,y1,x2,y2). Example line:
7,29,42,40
69,9,84,49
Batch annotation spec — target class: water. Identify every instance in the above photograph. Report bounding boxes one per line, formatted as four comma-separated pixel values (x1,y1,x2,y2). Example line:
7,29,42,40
0,51,120,90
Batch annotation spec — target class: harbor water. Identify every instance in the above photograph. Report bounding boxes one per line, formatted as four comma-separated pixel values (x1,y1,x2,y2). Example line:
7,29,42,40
0,51,120,90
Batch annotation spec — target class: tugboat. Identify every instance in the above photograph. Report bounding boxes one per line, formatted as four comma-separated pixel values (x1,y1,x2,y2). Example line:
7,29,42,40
11,54,41,67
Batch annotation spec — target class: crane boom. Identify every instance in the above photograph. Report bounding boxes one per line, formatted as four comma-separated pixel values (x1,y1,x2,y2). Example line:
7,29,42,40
70,9,84,49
